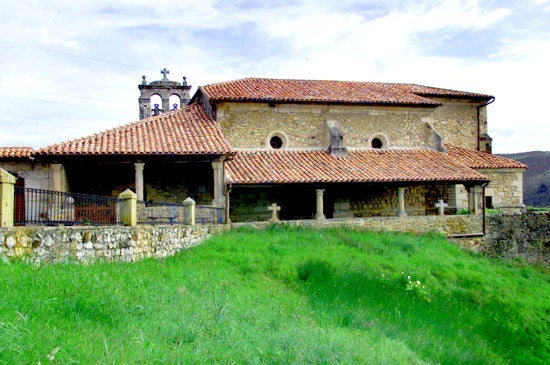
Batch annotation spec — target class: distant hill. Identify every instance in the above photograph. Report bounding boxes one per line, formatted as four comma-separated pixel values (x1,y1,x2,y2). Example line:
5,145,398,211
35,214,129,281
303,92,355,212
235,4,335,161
499,151,550,207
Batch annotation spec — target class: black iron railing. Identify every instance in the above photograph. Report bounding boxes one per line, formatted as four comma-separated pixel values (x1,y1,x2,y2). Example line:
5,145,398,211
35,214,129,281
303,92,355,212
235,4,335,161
137,201,189,225
14,187,121,226
196,205,224,224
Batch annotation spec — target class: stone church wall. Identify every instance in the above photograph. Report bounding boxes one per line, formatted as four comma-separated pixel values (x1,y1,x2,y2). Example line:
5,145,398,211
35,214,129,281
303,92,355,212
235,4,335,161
430,98,488,150
216,100,483,150
217,102,434,149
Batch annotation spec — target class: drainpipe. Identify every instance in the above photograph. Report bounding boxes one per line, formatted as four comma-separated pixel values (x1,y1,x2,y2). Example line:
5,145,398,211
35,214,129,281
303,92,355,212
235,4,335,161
482,182,489,235
477,97,495,151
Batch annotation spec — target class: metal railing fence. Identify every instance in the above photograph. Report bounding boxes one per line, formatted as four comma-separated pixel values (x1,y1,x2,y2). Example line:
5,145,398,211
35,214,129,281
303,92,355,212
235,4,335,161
14,187,121,226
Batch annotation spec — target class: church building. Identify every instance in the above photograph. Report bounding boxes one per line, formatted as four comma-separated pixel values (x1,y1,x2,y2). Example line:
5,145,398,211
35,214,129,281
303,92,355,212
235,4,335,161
0,70,526,222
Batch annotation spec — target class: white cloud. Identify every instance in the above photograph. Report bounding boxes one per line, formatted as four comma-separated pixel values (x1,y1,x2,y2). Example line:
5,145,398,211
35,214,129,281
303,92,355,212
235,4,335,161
0,0,548,152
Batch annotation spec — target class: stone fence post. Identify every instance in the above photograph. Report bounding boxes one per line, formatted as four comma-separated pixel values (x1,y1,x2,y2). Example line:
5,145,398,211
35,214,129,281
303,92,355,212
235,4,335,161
0,168,16,227
183,197,196,226
118,189,137,226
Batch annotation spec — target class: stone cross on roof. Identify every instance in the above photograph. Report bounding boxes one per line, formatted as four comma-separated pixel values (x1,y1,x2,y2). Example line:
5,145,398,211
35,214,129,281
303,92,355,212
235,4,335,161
268,203,281,222
161,68,170,80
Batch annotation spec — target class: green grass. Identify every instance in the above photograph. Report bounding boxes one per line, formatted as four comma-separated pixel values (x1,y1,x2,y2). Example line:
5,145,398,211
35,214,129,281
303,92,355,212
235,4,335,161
1,226,549,364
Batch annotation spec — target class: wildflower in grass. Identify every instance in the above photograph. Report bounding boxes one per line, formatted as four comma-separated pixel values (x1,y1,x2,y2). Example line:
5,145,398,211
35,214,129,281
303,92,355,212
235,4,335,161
402,272,431,302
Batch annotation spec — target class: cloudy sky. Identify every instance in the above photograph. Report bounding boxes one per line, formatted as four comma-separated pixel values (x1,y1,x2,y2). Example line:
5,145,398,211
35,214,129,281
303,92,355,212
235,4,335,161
0,0,548,153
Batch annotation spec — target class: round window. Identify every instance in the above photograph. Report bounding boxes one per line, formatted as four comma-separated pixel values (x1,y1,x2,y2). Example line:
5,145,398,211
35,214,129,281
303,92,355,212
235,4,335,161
270,136,283,149
371,138,383,149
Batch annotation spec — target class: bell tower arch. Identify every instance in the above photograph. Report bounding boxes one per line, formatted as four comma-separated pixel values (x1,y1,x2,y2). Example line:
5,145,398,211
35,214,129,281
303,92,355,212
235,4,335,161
138,68,192,119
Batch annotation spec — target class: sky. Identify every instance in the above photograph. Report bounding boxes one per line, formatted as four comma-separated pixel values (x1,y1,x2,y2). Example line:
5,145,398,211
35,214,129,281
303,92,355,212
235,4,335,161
0,0,548,153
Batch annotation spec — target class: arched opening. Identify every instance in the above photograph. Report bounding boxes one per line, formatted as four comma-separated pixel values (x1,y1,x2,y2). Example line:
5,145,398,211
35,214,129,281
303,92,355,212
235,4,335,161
150,94,162,115
169,94,181,111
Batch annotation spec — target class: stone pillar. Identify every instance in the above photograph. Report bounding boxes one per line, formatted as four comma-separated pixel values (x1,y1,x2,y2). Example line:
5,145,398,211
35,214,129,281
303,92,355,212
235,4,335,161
212,159,224,207
183,197,196,226
134,162,145,201
0,168,16,227
397,187,407,217
467,185,479,214
50,163,64,192
119,189,137,226
315,189,326,220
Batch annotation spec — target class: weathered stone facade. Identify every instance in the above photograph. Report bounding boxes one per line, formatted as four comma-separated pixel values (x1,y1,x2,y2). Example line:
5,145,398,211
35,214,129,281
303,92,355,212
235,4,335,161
216,99,487,151
481,169,524,212
0,225,217,263
0,162,68,191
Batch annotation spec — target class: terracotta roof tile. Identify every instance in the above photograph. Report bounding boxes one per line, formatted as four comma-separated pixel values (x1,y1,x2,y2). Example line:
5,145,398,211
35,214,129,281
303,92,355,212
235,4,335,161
226,149,488,184
200,78,493,105
446,145,527,169
0,147,33,159
36,104,232,156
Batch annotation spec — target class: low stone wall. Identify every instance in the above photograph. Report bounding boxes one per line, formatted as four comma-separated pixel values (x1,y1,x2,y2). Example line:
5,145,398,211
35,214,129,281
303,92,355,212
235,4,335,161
0,225,221,263
2,213,548,265
233,214,484,236
481,212,550,264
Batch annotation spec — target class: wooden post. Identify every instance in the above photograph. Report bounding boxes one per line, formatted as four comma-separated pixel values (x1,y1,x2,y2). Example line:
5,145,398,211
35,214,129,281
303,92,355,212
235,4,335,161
118,189,137,226
0,168,16,227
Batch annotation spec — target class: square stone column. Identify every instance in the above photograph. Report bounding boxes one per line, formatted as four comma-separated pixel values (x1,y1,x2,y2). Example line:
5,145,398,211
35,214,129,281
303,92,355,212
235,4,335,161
212,159,225,207
467,185,480,214
49,163,67,192
134,162,145,201
0,168,16,227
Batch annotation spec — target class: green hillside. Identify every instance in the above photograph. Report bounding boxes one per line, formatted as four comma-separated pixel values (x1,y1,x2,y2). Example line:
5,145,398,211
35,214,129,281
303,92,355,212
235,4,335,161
1,227,548,364
499,151,550,207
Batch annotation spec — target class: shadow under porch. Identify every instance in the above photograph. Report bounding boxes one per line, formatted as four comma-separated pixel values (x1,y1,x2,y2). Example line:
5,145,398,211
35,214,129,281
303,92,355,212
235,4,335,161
228,182,472,222
62,157,217,206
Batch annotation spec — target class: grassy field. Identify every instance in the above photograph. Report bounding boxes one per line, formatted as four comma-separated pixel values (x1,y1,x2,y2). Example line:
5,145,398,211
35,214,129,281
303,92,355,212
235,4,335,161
1,226,549,364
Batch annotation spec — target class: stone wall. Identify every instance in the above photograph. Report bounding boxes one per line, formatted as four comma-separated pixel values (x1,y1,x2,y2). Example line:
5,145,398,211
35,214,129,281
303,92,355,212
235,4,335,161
455,212,550,264
3,213,548,265
480,169,524,212
0,162,67,191
216,100,483,150
0,225,219,263
430,98,487,150
233,214,484,237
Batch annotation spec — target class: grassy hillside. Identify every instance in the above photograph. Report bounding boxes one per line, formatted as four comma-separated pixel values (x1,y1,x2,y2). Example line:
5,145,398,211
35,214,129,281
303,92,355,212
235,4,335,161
500,151,550,207
1,227,549,364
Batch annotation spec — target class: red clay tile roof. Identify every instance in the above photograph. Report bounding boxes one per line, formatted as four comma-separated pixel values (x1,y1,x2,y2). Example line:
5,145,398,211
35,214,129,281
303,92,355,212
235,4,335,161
36,104,232,156
446,145,527,169
199,78,492,106
0,147,33,159
226,149,488,184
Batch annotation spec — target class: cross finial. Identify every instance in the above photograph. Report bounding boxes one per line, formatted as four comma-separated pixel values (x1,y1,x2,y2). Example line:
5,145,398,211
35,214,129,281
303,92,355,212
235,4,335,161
160,68,170,80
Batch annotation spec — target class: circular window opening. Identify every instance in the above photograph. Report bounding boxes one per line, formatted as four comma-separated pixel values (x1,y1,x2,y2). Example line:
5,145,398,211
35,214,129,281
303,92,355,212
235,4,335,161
270,136,283,149
371,137,383,149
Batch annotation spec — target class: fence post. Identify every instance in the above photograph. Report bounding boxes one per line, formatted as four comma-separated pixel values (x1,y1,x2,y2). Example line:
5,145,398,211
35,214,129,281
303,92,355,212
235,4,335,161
0,168,16,227
183,197,196,226
118,189,137,226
